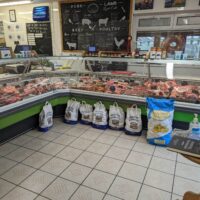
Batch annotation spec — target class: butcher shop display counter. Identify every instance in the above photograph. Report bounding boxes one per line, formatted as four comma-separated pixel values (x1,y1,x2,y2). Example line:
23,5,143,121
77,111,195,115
0,57,200,143
1,69,200,107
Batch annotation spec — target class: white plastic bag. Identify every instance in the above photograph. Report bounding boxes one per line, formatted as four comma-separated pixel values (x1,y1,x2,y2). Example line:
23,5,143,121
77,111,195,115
39,102,53,132
64,98,80,124
92,101,108,129
79,101,93,124
109,102,125,130
125,105,142,135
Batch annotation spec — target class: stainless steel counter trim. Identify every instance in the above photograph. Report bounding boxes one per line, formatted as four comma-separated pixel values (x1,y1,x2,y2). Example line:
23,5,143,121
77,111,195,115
1,89,199,117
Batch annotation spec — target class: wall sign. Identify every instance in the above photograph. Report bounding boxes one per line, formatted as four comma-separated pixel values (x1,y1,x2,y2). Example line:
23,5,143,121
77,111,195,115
135,0,154,10
0,21,4,38
60,0,131,51
33,6,49,21
26,22,53,56
9,10,16,22
165,0,186,8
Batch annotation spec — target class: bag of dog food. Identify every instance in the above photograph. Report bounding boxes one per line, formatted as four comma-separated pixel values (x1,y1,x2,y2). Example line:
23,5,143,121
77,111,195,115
109,102,125,130
147,97,174,146
39,102,53,132
64,98,80,124
80,101,93,125
125,104,142,135
92,101,108,130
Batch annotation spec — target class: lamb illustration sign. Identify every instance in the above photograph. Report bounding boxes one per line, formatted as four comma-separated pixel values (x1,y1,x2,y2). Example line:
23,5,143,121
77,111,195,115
60,0,130,51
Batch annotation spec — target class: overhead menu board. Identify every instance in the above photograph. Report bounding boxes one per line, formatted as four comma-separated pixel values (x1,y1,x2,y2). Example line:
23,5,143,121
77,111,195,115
60,0,131,51
26,22,53,56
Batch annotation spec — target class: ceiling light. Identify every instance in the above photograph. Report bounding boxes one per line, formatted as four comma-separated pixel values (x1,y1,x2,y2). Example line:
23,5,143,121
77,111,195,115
0,1,32,7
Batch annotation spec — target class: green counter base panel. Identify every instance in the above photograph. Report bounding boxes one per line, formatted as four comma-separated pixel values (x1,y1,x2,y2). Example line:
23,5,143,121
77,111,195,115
0,96,198,130
74,96,197,123
0,97,70,130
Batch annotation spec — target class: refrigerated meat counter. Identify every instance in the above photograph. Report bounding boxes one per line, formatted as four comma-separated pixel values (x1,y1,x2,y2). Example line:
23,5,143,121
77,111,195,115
0,68,200,143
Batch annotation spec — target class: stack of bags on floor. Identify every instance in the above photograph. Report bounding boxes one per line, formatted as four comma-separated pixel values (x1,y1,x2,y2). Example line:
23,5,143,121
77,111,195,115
64,98,142,136
38,97,175,147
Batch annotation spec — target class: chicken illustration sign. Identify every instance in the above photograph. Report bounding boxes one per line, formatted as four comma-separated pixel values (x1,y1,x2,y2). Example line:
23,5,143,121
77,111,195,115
60,0,130,51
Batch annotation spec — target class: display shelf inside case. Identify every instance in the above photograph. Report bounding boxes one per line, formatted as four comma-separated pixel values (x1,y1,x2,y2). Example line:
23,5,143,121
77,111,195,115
0,71,200,108
0,56,200,108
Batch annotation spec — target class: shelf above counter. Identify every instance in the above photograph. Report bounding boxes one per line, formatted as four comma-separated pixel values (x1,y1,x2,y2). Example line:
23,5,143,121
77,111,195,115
0,56,200,66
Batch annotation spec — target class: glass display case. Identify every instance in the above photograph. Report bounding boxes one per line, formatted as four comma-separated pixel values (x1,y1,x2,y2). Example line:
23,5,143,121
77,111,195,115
0,56,200,109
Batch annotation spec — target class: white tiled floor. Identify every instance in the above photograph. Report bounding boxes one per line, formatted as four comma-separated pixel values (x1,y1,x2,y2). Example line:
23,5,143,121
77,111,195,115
0,118,200,200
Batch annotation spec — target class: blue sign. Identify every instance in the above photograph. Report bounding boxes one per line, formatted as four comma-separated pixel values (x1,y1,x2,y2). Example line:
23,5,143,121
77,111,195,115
33,6,49,21
88,46,96,52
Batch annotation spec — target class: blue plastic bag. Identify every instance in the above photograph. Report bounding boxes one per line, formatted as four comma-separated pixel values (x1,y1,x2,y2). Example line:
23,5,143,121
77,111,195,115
146,97,174,146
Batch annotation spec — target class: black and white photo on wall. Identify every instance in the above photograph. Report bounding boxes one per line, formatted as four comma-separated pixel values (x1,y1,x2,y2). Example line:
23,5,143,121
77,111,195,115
9,10,16,22
165,0,186,8
135,0,154,10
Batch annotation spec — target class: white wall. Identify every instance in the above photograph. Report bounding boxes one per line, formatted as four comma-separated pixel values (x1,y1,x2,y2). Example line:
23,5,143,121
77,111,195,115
50,0,200,56
0,2,50,51
0,0,200,56
133,0,200,15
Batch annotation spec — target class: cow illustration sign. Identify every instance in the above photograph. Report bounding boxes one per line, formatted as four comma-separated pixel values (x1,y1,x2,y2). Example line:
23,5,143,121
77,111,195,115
60,0,130,51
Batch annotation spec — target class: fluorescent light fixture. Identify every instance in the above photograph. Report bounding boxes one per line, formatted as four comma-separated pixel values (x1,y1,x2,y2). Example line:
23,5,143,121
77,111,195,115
166,63,174,80
0,1,32,7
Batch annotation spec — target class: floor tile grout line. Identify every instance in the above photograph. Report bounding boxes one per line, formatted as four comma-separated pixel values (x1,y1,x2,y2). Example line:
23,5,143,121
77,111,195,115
1,125,103,177
0,185,41,200
170,153,178,200
67,126,123,200
0,167,177,200
2,153,197,197
0,123,120,199
25,124,98,199
1,123,199,199
2,133,200,186
0,143,24,157
135,145,156,200
0,150,190,197
5,127,180,163
1,128,35,146
33,195,52,200
0,125,89,199
0,147,67,198
27,124,92,198
101,133,140,200
0,139,53,176
2,125,82,162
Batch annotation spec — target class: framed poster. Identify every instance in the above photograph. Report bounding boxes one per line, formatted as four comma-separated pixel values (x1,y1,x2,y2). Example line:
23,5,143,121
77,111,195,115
135,0,154,10
165,0,186,8
9,10,16,22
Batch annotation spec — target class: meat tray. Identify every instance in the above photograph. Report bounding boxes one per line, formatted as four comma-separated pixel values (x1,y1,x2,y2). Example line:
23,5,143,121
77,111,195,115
0,72,200,107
